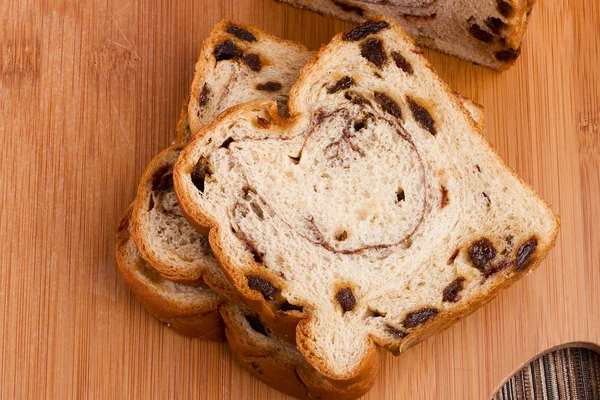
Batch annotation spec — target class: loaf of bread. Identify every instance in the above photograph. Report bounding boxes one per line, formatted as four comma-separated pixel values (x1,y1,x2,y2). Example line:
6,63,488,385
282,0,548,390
276,0,535,70
116,206,225,340
174,16,559,383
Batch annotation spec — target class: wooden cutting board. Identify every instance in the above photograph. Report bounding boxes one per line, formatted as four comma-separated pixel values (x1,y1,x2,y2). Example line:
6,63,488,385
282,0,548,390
1,0,598,398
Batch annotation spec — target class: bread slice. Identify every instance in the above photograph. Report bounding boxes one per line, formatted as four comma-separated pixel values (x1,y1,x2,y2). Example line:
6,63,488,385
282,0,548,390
276,0,535,70
187,20,314,135
116,206,225,340
221,302,377,399
174,16,559,383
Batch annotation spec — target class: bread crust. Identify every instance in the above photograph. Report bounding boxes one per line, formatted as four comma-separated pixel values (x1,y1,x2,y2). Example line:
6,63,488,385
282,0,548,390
221,303,376,399
174,97,192,145
116,206,226,340
175,16,559,384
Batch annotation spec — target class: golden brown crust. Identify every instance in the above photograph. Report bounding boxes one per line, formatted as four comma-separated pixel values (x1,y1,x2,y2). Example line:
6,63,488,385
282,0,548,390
159,310,224,341
174,97,192,145
221,303,375,399
116,206,226,340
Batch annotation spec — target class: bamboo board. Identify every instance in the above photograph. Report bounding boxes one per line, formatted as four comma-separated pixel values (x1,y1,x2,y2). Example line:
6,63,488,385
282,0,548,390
1,0,598,398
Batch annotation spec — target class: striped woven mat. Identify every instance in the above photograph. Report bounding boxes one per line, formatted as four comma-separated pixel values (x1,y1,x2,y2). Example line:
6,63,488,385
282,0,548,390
493,347,600,400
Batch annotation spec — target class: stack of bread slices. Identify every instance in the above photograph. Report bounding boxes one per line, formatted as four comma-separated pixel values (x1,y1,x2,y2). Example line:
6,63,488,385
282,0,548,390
116,17,558,399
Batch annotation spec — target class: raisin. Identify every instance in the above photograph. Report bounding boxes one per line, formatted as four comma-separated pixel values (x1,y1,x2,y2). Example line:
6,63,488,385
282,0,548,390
470,23,494,43
276,98,290,118
332,0,364,16
345,91,369,105
495,48,521,62
443,277,466,303
343,20,390,41
245,314,267,335
468,238,497,271
403,308,439,328
385,324,407,339
441,186,449,208
199,83,210,107
250,247,264,263
392,51,414,75
280,301,303,312
242,53,261,71
407,97,436,135
515,237,537,270
256,81,282,92
327,76,355,94
447,248,460,265
360,38,387,68
151,166,173,192
191,158,211,192
397,189,405,202
247,275,280,300
374,92,402,119
226,24,257,42
497,0,514,18
354,118,367,131
485,17,508,35
221,137,234,149
335,230,348,241
484,260,512,277
336,287,356,312
256,117,270,128
214,40,242,61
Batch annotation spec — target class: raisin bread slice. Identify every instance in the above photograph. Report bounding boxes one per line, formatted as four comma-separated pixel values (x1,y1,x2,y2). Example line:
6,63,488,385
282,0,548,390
276,0,535,70
116,207,225,340
221,302,376,399
187,21,314,135
174,17,558,383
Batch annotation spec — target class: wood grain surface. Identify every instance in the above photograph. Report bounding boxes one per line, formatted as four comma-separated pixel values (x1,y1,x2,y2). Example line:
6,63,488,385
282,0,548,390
1,0,598,399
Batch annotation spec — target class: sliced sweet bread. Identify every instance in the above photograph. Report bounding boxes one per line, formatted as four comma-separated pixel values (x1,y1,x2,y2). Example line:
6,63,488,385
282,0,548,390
221,302,377,400
187,20,314,135
277,0,535,70
116,206,225,340
174,17,558,383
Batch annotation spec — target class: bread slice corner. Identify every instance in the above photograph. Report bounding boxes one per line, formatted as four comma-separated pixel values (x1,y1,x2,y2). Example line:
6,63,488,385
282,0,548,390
116,206,226,340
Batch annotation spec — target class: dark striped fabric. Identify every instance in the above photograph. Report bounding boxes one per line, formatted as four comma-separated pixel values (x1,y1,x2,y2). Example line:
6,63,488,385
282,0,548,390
493,347,600,400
